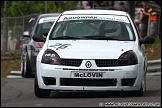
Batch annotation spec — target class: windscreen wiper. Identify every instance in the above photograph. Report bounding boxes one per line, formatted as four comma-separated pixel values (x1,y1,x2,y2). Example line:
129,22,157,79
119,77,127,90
52,36,80,40
81,36,121,40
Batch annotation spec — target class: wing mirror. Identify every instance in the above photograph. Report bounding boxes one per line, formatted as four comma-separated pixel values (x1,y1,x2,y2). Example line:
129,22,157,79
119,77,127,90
33,34,46,43
139,36,155,44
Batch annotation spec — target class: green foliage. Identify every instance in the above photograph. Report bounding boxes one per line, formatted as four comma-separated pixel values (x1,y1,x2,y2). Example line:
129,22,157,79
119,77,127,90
63,1,78,10
153,38,161,45
145,38,161,48
10,25,22,37
2,1,78,17
1,50,21,56
1,20,4,34
7,1,32,16
47,1,57,13
1,59,21,77
34,1,46,14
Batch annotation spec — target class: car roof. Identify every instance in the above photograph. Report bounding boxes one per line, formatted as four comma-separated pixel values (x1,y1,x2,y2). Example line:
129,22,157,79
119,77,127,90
62,10,128,16
38,13,61,18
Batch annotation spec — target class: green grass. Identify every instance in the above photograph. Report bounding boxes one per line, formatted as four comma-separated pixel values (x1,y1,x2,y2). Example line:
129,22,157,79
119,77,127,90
1,50,22,77
1,50,21,56
145,37,161,60
145,37,161,47
1,59,21,77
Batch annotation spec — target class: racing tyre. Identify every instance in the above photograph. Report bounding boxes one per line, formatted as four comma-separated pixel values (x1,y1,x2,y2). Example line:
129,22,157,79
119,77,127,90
23,52,32,78
34,74,51,98
21,54,25,77
135,84,144,96
136,65,147,96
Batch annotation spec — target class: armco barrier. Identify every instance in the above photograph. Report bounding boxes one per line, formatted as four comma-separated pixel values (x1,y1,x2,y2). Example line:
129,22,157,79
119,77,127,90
147,59,161,73
8,59,161,78
3,57,160,74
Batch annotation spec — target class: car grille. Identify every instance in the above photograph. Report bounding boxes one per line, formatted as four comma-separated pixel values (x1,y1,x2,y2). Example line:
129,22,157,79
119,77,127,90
60,59,118,67
60,78,117,86
61,59,83,66
95,59,118,67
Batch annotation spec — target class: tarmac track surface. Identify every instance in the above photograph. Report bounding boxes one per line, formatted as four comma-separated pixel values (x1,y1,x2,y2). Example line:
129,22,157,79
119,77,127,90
1,76,161,107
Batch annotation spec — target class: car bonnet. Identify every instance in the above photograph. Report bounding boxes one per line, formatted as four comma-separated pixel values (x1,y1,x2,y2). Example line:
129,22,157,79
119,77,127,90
47,40,135,59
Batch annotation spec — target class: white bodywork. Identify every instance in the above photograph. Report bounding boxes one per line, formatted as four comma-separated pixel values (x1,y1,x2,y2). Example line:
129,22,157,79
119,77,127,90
36,10,147,92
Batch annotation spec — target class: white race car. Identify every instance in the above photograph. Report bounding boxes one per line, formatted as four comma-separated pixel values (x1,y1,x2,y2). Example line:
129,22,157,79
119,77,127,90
33,10,155,98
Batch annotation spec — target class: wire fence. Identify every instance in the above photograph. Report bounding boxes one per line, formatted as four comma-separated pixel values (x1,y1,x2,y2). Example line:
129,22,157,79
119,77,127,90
1,14,39,52
1,9,161,52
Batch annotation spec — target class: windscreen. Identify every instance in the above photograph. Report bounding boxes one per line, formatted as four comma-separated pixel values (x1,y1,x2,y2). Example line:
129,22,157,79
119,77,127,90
49,15,135,41
35,17,58,36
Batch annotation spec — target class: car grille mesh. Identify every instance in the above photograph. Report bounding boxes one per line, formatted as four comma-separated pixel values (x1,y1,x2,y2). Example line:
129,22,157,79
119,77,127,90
61,59,118,67
61,59,83,66
95,59,118,67
60,78,117,86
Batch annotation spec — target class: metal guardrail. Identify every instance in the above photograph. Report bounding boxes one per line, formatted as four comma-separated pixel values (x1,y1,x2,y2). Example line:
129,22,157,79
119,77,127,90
147,59,161,73
2,56,161,72
7,59,161,78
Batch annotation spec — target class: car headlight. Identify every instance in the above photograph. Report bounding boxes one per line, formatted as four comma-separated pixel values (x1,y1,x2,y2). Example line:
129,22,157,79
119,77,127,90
118,51,138,66
41,49,61,65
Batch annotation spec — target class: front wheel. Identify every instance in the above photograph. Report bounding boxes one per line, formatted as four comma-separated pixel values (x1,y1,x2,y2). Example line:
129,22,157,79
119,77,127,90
23,52,32,78
34,74,51,98
135,84,144,96
21,54,25,77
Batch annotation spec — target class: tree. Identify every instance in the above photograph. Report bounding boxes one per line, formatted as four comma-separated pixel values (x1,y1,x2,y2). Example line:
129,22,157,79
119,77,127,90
1,1,78,17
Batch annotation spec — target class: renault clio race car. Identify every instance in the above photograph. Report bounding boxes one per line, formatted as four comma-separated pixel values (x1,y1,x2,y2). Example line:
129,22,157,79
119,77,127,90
33,10,155,98
21,13,60,78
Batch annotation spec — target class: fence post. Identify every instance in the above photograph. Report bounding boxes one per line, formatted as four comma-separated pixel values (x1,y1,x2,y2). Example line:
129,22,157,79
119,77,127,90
147,14,151,36
4,1,8,52
158,14,161,39
17,7,25,50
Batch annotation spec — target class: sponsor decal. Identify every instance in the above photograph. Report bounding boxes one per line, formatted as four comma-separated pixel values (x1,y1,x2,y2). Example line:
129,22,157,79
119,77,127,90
58,15,128,23
38,17,57,24
74,72,103,78
44,53,55,58
63,16,98,20
49,43,71,50
45,53,51,56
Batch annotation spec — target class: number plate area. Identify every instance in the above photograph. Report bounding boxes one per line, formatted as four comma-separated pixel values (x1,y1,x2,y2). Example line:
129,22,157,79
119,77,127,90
71,72,106,78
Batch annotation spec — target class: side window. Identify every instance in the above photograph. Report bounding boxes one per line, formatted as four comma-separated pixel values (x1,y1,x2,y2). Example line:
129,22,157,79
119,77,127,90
42,22,53,29
129,15,140,39
28,17,37,34
35,22,53,35
125,24,133,40
41,22,54,35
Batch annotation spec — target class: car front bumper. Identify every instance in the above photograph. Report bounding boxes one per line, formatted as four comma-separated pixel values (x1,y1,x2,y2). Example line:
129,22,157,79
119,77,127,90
36,61,144,91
